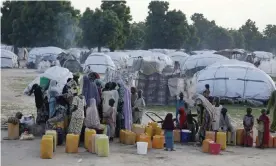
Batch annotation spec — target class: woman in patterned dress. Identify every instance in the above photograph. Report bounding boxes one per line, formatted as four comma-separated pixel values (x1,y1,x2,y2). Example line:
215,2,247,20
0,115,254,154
68,90,86,134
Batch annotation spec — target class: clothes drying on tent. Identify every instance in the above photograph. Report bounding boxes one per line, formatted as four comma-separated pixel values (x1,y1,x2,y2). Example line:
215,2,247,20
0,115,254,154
1,49,18,68
84,53,116,74
196,63,276,101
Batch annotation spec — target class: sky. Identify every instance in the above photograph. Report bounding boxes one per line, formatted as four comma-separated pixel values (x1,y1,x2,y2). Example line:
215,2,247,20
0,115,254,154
71,0,276,31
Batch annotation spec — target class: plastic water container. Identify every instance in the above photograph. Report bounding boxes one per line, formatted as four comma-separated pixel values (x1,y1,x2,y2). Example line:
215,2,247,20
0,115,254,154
181,130,191,143
137,142,148,155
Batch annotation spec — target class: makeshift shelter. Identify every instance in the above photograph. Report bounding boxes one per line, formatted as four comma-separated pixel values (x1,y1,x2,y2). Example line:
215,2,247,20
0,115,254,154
63,59,82,73
24,66,73,94
27,47,64,69
258,59,276,77
253,51,275,61
190,50,216,55
196,63,276,101
1,49,18,68
66,48,89,60
57,52,77,66
84,53,116,76
215,49,255,64
180,53,228,77
169,51,190,62
127,50,152,67
106,52,129,69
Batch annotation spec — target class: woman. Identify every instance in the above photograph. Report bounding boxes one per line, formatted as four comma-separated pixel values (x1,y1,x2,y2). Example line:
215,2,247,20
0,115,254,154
267,90,276,132
48,80,59,119
257,109,270,148
219,108,235,144
29,84,46,124
46,96,67,130
82,75,100,107
85,98,101,129
162,113,175,151
212,97,223,131
176,92,185,125
133,90,146,124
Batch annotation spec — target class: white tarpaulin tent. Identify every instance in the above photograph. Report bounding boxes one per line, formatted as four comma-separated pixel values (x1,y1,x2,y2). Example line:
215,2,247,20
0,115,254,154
1,49,18,68
84,53,116,74
127,50,152,67
28,46,65,64
258,59,276,77
208,59,255,68
196,63,276,100
253,51,275,61
190,50,216,55
106,52,129,69
180,53,228,76
24,66,73,94
169,51,190,62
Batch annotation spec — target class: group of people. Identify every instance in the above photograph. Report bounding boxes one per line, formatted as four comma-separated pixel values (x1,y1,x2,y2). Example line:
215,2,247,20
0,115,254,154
28,71,146,142
162,84,275,150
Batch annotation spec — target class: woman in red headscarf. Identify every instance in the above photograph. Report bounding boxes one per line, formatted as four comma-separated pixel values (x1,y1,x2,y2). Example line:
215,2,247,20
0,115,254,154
179,107,187,129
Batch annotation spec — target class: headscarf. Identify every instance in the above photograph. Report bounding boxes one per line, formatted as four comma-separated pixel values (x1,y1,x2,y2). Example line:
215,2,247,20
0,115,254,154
82,75,100,106
85,98,101,129
162,113,174,130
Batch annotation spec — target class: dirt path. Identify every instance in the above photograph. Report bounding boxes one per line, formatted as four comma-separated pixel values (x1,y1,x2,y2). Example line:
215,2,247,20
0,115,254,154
1,69,276,166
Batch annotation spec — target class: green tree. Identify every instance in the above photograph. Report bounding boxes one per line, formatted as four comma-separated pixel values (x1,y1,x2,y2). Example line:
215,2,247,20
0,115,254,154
229,29,245,49
165,10,190,49
185,25,200,51
124,22,146,49
101,1,132,48
144,1,169,49
80,8,123,52
8,1,80,48
263,24,276,52
205,26,234,50
1,1,26,45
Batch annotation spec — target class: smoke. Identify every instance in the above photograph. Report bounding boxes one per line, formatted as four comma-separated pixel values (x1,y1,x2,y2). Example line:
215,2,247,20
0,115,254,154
56,12,82,49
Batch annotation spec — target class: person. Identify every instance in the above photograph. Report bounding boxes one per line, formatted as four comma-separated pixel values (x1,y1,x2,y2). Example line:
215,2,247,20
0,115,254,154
130,87,138,108
162,113,175,151
186,112,195,142
203,84,210,98
212,97,223,131
176,92,185,125
73,73,80,86
46,96,67,130
82,75,100,107
29,84,46,124
267,90,276,132
219,108,235,144
197,102,211,142
178,107,187,129
68,90,86,134
103,98,117,141
243,108,254,147
133,90,146,124
47,80,59,119
85,98,101,130
257,109,270,148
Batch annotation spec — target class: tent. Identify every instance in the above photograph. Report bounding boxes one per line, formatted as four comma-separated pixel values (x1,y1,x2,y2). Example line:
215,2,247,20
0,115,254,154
253,51,275,61
1,49,18,68
208,59,255,68
106,52,129,69
66,48,90,60
190,50,216,55
196,63,276,101
27,46,65,68
63,59,82,73
168,51,190,62
180,53,228,77
258,59,276,77
127,50,152,67
84,53,116,74
24,66,73,95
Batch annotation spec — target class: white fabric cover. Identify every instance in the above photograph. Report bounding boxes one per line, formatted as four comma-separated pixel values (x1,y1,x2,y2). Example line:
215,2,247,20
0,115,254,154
24,66,73,94
28,46,65,63
209,59,255,68
191,50,216,55
196,64,276,100
84,53,115,74
37,61,51,73
106,52,129,69
258,59,276,77
1,49,18,68
180,53,228,72
169,51,190,62
127,50,152,66
253,51,275,60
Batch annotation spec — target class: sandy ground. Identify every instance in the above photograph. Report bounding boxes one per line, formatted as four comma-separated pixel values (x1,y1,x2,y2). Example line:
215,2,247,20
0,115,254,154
1,69,276,166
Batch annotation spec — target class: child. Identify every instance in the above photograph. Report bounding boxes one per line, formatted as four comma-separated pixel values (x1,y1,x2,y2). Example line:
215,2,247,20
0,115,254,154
243,108,254,147
257,109,270,149
162,113,175,151
104,98,117,141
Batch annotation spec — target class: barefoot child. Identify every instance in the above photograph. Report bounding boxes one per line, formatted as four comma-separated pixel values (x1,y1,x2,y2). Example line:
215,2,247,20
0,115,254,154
243,108,254,147
162,113,175,151
104,98,117,141
257,109,270,148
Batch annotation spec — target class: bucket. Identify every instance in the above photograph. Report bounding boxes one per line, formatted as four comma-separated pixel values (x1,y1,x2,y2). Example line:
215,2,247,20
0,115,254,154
40,77,50,90
137,142,148,155
181,130,191,143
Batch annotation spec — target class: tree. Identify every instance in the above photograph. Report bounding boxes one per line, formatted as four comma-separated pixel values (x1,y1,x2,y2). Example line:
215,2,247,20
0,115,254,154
229,29,245,49
1,1,26,45
80,8,123,52
7,1,80,48
239,19,262,51
263,24,276,52
124,22,146,49
205,26,234,50
101,1,132,48
185,25,200,51
164,10,190,49
144,1,169,49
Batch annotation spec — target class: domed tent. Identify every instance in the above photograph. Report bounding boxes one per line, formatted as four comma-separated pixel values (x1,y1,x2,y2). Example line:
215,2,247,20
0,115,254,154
106,52,129,69
84,53,116,75
253,51,275,61
63,59,82,73
180,53,228,77
169,51,190,62
1,49,18,68
209,59,255,68
27,46,65,69
258,59,276,77
196,63,276,101
127,50,152,67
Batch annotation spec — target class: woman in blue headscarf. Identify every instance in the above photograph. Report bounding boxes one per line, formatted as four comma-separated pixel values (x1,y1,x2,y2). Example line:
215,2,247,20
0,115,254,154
48,80,59,118
82,75,100,107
